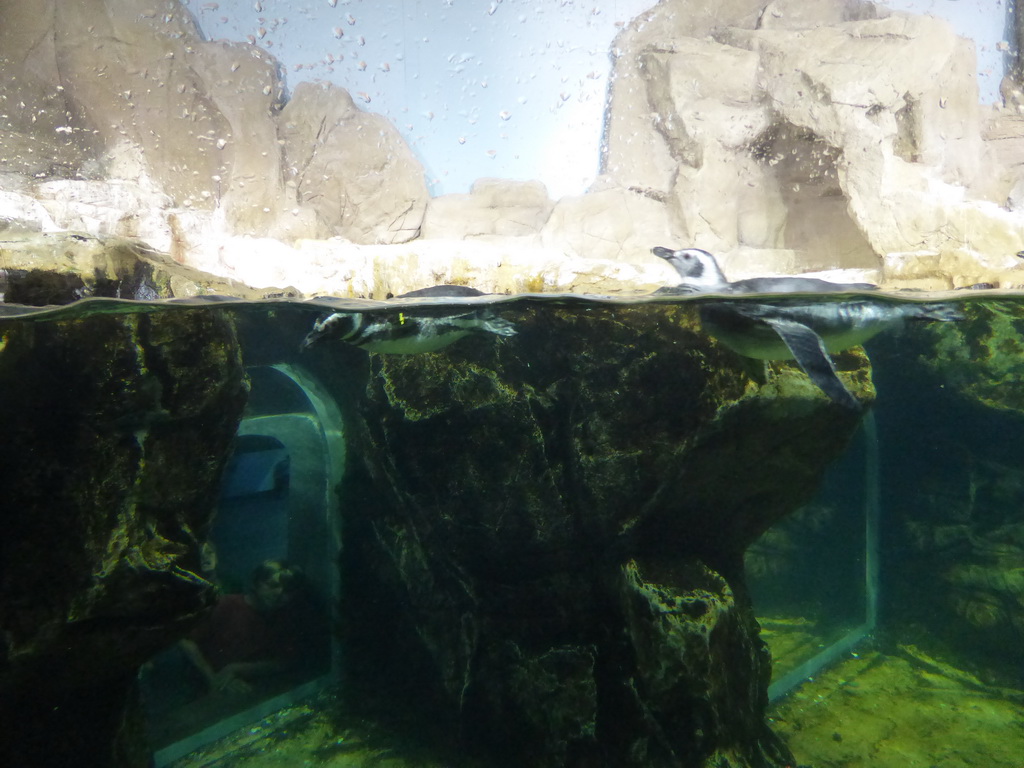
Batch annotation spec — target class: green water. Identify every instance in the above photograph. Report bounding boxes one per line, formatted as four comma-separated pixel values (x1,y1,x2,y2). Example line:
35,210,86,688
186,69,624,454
3,291,1024,767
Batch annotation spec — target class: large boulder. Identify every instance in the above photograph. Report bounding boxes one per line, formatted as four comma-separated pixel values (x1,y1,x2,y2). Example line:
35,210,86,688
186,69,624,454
0,298,248,767
326,302,872,767
0,0,105,179
279,81,429,245
185,39,297,237
603,0,1024,282
422,178,554,239
601,0,768,195
0,0,428,263
540,179,685,263
49,0,236,208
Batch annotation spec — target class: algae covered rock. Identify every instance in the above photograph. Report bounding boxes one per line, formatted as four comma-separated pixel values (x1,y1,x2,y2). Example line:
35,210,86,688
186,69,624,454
335,300,870,768
0,305,248,767
868,298,1024,682
917,299,1024,412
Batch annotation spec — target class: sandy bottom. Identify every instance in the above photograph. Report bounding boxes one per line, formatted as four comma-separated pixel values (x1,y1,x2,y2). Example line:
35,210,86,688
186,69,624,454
167,693,453,768
770,641,1024,768
169,633,1024,768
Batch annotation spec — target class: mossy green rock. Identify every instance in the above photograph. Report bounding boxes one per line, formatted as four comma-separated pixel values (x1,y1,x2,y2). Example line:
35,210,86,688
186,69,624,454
338,302,870,768
0,307,248,767
918,299,1024,412
875,299,1024,676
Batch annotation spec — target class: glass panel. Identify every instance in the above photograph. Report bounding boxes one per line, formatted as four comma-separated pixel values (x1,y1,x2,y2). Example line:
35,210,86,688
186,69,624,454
747,415,878,699
142,365,339,762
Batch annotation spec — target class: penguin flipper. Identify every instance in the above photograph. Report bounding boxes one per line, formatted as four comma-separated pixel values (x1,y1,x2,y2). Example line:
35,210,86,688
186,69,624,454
764,318,862,411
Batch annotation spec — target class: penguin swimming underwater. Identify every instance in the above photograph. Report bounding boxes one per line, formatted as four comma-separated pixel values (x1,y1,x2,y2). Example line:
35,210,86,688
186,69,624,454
652,246,962,410
302,286,516,354
302,309,516,354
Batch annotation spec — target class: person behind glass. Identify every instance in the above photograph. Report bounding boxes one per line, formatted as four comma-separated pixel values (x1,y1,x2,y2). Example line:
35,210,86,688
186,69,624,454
180,559,308,696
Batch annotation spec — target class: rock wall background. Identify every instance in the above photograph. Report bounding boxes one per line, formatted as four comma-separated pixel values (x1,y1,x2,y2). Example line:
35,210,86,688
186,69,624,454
0,304,248,767
603,0,1024,290
867,302,1024,683
306,303,872,767
3,0,1024,295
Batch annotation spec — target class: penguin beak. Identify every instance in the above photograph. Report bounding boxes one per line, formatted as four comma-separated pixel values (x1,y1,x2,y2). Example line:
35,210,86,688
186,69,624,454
300,330,320,351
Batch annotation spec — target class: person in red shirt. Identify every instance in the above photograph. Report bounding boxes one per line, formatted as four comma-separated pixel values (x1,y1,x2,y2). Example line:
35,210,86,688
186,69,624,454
181,560,310,695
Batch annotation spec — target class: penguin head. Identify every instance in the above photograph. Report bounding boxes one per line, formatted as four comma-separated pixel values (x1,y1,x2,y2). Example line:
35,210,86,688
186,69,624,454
301,311,363,349
652,246,729,290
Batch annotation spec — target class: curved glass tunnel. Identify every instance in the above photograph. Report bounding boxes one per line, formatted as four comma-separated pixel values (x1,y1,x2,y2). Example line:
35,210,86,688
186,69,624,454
143,363,345,766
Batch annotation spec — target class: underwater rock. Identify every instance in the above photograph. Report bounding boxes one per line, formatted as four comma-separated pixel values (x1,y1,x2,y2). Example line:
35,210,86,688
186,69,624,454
889,460,1024,677
914,301,1024,413
332,303,871,767
617,556,793,767
870,301,1024,675
0,305,248,766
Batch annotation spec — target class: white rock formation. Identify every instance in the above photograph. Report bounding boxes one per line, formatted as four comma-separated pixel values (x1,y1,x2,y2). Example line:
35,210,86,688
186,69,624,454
212,236,674,297
422,179,554,240
603,0,1024,286
0,0,430,264
2,0,1024,294
280,81,429,245
540,180,683,264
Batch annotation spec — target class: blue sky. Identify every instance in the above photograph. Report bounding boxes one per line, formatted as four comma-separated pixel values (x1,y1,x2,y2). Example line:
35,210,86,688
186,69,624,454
186,0,1009,198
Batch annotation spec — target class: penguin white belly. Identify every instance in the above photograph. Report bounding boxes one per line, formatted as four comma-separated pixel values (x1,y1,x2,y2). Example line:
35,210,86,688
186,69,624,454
712,321,898,361
357,329,472,355
702,301,904,361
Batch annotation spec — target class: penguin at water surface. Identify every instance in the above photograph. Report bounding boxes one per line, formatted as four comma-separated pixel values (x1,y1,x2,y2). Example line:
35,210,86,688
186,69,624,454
651,246,878,295
301,285,517,354
652,246,963,410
